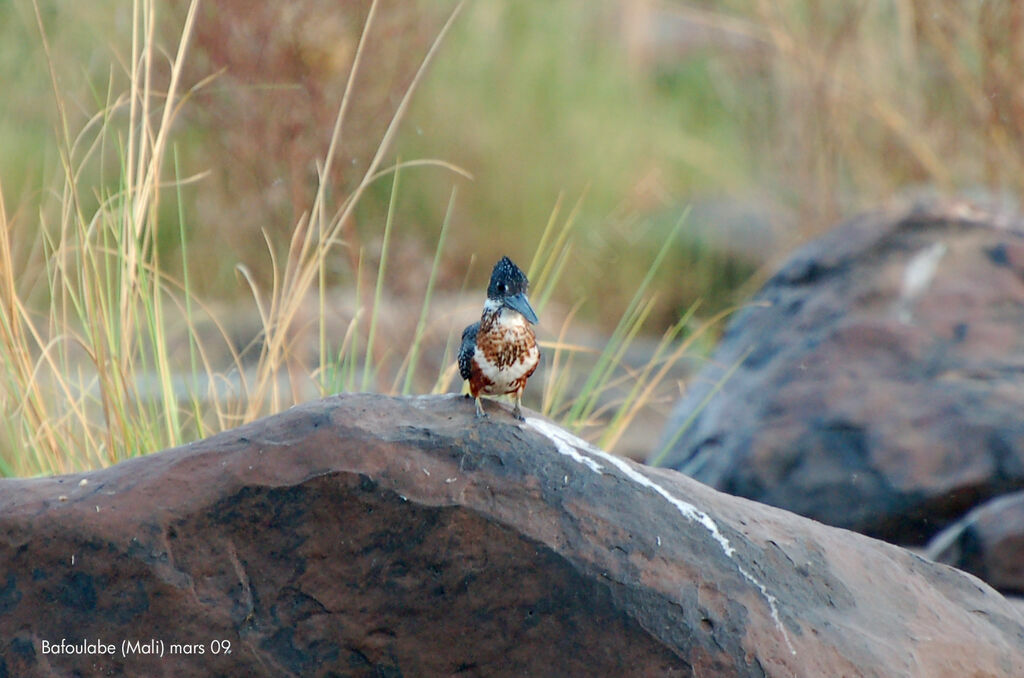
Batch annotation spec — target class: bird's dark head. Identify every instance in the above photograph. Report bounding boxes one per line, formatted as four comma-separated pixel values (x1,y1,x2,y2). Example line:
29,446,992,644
486,256,538,324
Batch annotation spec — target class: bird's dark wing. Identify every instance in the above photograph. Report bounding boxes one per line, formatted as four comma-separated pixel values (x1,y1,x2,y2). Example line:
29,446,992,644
458,322,479,381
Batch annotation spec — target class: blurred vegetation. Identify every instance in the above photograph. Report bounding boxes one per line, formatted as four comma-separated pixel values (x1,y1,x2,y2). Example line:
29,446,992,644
7,1,1024,324
2,0,1023,474
397,1,753,326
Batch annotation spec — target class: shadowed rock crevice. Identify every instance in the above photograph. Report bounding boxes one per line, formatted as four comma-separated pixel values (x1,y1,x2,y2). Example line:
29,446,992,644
0,393,1022,677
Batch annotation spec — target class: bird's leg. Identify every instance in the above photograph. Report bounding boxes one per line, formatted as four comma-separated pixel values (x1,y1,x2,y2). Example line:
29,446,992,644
474,395,487,418
512,389,525,422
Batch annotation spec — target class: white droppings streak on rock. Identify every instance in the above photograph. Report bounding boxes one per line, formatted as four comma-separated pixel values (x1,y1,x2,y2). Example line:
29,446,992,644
525,417,796,656
526,419,603,474
901,241,947,302
896,241,947,323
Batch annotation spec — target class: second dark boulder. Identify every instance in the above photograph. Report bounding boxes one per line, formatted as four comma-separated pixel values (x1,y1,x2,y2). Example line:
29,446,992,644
656,200,1024,544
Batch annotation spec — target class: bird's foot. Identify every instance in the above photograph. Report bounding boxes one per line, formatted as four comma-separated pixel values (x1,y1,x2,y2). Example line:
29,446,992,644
474,397,488,419
512,393,525,422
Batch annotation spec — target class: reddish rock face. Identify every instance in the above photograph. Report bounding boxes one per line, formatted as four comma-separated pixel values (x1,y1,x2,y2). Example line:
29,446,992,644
928,490,1024,595
1,393,1022,677
656,201,1024,545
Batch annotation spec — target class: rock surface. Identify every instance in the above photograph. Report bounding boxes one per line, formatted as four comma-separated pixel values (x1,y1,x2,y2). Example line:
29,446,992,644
927,489,1024,595
656,200,1024,544
1,393,1022,677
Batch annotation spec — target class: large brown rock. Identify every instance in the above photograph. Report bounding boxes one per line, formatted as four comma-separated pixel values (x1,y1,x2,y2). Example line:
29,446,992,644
656,200,1024,544
928,489,1024,595
1,393,1022,677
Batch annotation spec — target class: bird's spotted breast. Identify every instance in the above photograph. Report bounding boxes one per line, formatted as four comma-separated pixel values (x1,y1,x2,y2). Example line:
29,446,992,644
472,308,539,395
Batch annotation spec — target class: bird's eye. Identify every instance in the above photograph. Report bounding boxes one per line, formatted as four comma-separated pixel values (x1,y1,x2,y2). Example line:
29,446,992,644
498,283,507,293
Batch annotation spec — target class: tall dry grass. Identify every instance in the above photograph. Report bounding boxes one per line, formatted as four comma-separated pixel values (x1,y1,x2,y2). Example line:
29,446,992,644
0,0,208,475
0,0,471,475
737,0,1024,230
0,0,719,476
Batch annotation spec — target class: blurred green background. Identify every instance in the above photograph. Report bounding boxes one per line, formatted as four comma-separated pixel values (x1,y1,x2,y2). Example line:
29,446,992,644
4,0,1024,473
6,0,1023,327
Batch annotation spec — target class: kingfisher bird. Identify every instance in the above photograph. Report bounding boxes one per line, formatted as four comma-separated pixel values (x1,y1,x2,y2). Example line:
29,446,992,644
458,256,540,421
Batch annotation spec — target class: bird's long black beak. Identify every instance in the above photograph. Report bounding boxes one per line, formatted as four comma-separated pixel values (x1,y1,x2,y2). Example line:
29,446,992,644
504,292,539,324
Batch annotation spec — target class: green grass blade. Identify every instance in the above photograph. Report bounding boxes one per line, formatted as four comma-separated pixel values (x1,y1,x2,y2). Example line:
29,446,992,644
563,207,689,426
362,163,400,392
401,186,456,395
648,344,753,467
